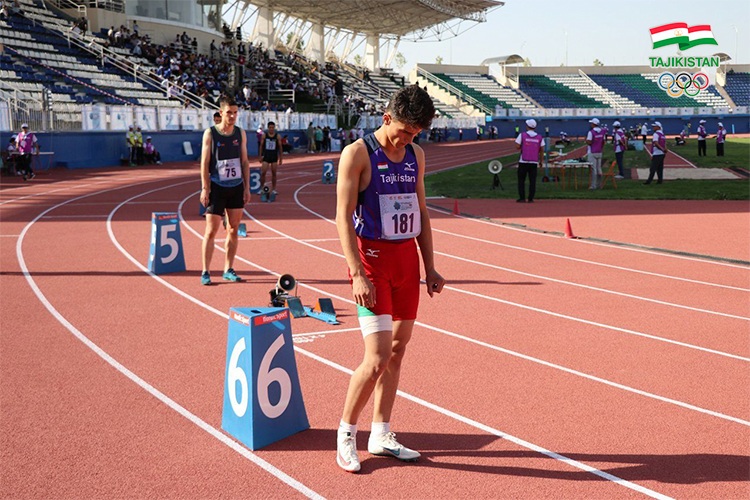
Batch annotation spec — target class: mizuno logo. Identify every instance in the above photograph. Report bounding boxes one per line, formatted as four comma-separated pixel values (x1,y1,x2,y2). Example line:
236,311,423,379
365,249,379,258
404,162,416,171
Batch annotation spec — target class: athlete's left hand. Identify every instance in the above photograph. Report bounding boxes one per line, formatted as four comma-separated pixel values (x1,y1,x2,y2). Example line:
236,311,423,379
425,269,445,297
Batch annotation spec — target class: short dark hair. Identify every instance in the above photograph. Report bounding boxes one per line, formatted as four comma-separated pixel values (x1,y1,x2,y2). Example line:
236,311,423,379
218,95,237,108
267,121,275,127
386,85,435,130
213,111,221,119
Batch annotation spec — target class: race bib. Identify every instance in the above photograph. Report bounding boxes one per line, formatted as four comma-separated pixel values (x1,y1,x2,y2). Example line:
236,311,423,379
217,158,241,181
379,193,421,240
264,138,276,151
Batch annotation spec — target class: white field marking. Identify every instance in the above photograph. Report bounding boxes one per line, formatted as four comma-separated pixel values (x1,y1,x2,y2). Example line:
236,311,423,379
65,201,187,205
15,180,323,500
432,250,749,321
432,228,749,292
292,180,750,360
117,188,670,499
427,207,750,270
236,199,750,425
292,327,361,337
41,215,110,219
0,177,118,207
297,348,673,500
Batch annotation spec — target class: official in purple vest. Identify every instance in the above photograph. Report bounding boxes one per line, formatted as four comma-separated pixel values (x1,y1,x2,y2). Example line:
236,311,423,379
696,119,707,156
586,118,606,190
644,121,668,185
514,119,544,203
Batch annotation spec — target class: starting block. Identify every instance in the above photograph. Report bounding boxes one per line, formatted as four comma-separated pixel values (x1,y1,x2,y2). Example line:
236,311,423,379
221,307,309,450
238,223,247,238
148,212,186,275
260,186,276,203
303,298,339,325
321,160,336,184
284,296,307,318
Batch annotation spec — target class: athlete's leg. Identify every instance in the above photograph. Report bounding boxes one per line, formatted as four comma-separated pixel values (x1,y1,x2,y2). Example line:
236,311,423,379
202,213,223,272
260,162,269,188
224,208,243,271
341,329,393,426
372,319,414,423
270,162,278,191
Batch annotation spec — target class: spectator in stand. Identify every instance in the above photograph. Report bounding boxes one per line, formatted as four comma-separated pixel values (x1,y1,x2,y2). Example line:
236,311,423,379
143,137,162,165
715,123,727,156
696,119,707,156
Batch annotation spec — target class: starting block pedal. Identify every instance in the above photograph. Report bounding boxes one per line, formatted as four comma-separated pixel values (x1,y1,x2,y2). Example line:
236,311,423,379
221,307,310,450
284,297,307,318
321,160,336,184
238,223,247,238
303,298,339,325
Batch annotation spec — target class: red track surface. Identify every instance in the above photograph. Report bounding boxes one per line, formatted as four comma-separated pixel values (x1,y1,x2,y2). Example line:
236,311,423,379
2,139,749,499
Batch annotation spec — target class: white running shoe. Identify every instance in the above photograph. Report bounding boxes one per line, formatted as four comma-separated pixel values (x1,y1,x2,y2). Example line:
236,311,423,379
368,432,420,461
615,175,624,179
336,432,361,473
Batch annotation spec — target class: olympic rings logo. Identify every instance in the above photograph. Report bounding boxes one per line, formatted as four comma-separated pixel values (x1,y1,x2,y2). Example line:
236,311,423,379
657,71,709,98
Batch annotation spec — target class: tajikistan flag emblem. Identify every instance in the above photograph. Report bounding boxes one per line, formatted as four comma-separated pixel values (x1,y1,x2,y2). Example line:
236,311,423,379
377,162,388,171
650,23,718,50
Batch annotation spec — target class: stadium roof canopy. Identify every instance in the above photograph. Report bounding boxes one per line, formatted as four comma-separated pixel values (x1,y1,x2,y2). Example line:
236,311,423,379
481,54,523,66
230,0,504,40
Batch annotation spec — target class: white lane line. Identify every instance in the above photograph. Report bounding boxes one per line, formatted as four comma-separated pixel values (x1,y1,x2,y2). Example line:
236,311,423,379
292,180,750,361
42,215,110,219
432,228,749,292
433,250,749,321
236,200,750,424
114,187,673,499
17,179,323,500
429,208,750,270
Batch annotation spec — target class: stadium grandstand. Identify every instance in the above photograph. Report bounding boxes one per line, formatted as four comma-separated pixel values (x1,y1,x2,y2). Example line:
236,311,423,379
0,0,747,168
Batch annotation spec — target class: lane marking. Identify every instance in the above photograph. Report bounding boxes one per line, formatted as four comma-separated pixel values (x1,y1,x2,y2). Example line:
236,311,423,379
16,179,323,500
432,250,749,321
291,181,750,361
431,228,749,292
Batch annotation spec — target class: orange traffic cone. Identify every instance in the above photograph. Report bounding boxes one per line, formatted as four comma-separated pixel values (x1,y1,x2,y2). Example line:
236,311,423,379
453,200,459,215
564,218,576,239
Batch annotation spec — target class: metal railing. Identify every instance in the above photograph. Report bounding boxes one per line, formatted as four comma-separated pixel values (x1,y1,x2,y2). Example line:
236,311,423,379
21,12,215,109
577,69,623,111
416,67,492,115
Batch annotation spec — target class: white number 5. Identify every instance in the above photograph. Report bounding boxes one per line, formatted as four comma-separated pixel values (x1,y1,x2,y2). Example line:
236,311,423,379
160,224,179,264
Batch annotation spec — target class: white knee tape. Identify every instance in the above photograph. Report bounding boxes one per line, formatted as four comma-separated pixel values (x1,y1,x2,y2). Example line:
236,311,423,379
358,315,393,337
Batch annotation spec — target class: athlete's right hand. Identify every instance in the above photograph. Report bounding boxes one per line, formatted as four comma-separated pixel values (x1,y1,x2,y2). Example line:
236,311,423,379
352,275,376,309
200,188,209,207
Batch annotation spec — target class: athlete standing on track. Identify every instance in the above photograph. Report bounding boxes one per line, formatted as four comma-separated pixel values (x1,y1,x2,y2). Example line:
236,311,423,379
259,121,282,197
199,96,251,285
334,85,446,473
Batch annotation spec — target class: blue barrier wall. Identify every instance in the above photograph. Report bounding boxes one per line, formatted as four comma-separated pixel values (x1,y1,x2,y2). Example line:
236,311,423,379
1,129,309,169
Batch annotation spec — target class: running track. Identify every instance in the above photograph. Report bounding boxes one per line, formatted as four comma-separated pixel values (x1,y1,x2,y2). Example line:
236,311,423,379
2,139,748,498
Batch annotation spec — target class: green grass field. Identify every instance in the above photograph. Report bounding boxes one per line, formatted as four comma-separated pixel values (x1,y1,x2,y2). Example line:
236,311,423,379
425,139,750,201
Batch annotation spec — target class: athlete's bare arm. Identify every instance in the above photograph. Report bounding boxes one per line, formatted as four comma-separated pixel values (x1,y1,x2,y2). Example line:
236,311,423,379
412,143,445,297
335,140,375,308
200,128,212,207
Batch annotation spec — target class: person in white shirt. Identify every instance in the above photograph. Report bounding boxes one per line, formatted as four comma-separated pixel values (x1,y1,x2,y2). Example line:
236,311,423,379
644,122,667,185
612,121,627,179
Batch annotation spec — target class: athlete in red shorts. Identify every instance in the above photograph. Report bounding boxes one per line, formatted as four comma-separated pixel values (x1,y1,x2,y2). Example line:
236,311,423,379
334,85,445,473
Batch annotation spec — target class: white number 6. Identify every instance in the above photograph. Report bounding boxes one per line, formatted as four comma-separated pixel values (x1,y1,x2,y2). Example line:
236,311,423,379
257,334,291,419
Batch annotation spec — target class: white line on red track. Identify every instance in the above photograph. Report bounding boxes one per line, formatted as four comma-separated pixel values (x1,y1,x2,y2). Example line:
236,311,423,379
290,181,749,359
431,228,748,292
17,179,323,500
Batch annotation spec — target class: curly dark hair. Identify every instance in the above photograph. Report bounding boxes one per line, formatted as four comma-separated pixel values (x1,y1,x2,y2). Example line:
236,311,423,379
386,85,435,130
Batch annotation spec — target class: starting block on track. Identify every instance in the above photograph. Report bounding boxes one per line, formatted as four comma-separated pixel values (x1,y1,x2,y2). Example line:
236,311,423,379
260,185,276,202
284,297,307,318
303,298,339,325
148,212,186,275
321,160,336,184
221,307,309,450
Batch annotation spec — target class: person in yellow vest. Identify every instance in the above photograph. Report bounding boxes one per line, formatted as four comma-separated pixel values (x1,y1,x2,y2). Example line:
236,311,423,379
126,126,137,166
134,126,144,165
